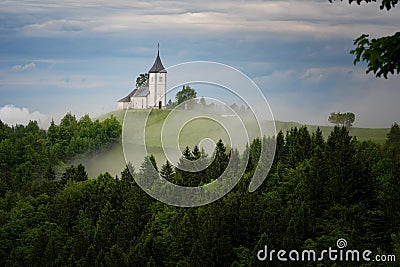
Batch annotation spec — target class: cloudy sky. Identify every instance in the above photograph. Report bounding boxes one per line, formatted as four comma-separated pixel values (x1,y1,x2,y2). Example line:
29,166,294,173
0,0,399,128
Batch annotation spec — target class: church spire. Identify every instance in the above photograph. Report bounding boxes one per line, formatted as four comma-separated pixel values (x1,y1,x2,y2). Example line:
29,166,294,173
149,43,166,73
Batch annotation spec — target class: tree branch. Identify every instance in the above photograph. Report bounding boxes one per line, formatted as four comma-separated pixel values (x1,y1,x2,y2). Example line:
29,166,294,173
350,32,400,78
329,0,398,10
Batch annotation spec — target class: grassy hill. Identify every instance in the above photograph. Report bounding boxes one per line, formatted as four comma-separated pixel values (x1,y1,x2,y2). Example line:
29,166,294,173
100,109,389,142
76,109,389,178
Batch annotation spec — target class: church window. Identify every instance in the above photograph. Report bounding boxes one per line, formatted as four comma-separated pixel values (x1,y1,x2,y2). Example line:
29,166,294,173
159,76,163,82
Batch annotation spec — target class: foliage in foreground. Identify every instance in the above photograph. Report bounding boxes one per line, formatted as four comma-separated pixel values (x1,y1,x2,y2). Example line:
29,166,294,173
330,0,399,78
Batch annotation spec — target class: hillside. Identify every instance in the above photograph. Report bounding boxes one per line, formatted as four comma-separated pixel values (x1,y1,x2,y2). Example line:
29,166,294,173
100,109,389,142
76,109,389,178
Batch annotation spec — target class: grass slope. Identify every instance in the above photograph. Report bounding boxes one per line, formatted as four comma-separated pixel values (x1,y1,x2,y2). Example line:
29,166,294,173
79,109,389,178
102,109,389,143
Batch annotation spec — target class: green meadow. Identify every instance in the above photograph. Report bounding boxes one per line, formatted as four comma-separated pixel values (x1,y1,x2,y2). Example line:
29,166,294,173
78,109,389,178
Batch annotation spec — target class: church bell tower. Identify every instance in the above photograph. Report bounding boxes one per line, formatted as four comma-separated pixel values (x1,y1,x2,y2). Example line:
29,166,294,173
148,44,166,109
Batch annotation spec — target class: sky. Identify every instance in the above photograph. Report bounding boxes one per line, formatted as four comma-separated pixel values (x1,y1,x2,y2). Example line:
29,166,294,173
0,0,399,128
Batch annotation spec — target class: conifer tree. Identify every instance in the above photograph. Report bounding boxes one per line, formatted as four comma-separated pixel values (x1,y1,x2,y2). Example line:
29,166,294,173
324,126,355,205
274,130,286,165
148,154,158,172
208,139,228,179
160,161,174,182
192,145,201,160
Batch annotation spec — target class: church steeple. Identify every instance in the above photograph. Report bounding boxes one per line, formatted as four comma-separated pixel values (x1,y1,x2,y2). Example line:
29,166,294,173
148,44,166,73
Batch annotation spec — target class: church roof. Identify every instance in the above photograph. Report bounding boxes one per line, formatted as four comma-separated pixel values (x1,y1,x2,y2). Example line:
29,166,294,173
148,49,166,73
118,89,137,102
118,86,150,102
133,86,150,97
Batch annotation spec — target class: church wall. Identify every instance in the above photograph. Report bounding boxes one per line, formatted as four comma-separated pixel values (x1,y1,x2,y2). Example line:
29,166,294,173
118,102,129,110
149,72,166,108
157,72,166,107
132,96,147,109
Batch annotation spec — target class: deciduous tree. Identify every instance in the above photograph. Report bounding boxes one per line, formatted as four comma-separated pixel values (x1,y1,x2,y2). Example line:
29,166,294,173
175,85,197,105
135,73,148,87
328,112,355,130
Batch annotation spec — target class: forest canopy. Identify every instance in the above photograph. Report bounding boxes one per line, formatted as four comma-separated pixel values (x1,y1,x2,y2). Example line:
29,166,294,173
0,113,121,193
0,111,399,265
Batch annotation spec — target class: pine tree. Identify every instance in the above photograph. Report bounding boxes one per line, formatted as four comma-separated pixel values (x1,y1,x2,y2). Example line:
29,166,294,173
139,156,158,179
246,138,261,173
160,161,174,181
311,127,325,150
274,130,286,165
174,147,194,186
308,140,327,222
192,146,201,160
286,126,312,167
182,146,192,160
47,119,59,146
120,163,135,191
148,154,158,172
324,126,356,205
207,139,229,180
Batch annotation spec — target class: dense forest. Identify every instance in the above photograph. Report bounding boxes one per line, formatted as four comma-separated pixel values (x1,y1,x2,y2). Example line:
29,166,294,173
0,113,400,266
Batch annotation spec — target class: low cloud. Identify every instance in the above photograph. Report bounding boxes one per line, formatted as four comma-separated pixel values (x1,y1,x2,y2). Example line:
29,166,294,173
0,104,50,128
11,62,36,71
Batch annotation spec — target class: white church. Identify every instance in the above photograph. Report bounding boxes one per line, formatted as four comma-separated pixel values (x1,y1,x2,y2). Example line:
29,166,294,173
118,47,167,110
